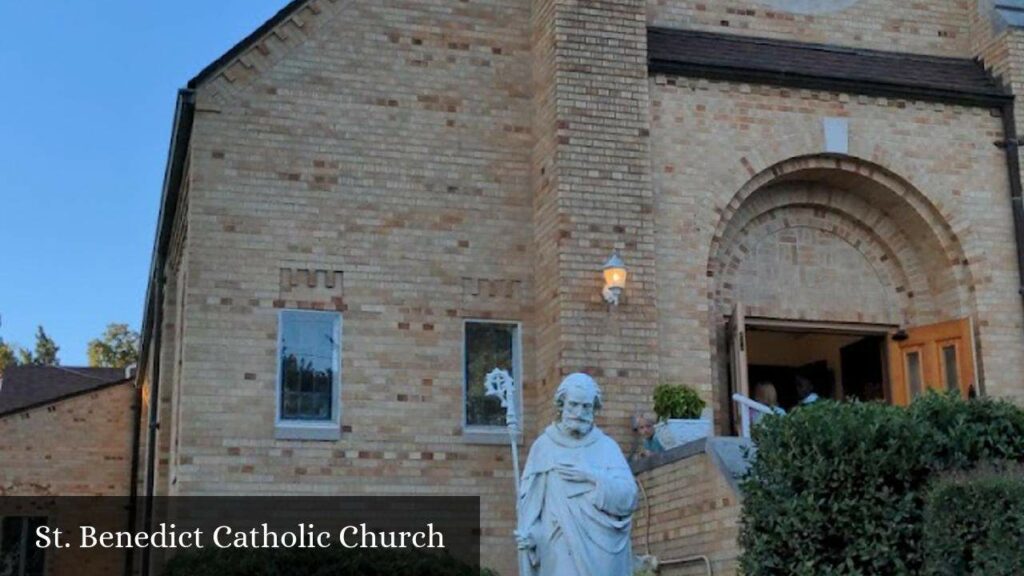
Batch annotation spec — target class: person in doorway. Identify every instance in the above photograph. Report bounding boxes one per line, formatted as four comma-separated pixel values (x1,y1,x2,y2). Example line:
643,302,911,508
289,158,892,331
752,381,786,424
753,381,781,409
629,413,664,462
795,375,820,406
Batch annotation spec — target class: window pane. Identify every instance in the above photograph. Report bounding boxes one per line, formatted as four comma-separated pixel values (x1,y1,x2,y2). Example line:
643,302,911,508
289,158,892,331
465,322,517,427
301,365,315,394
25,518,46,576
1,517,24,571
280,312,338,422
314,370,332,395
906,351,923,399
0,517,46,576
282,392,299,417
298,394,318,419
943,345,959,393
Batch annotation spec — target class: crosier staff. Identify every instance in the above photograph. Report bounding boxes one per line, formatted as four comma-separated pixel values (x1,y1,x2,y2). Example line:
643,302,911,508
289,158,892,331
483,368,532,576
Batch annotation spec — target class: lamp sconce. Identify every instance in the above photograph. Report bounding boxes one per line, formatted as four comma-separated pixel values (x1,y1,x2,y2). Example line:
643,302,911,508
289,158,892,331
602,251,628,306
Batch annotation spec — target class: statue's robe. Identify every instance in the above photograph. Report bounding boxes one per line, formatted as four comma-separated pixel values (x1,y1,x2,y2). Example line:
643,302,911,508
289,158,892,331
517,424,638,576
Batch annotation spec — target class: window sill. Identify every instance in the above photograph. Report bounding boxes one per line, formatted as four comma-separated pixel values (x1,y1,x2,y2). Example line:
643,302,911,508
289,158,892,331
275,423,341,441
461,428,524,446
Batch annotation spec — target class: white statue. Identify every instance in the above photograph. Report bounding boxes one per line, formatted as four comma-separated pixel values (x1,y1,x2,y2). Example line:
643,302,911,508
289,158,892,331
516,373,638,576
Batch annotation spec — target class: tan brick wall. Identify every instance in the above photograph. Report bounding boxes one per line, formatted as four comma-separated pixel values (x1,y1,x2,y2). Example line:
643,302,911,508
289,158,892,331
723,189,902,325
650,0,971,56
529,0,661,444
168,1,535,573
634,453,742,575
0,383,135,496
650,77,1024,422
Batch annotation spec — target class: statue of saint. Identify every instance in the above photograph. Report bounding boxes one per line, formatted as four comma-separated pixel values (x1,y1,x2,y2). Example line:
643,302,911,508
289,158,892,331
516,373,638,576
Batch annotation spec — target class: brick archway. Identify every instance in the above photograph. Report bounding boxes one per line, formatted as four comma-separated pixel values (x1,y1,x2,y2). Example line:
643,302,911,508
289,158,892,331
718,198,908,324
706,154,977,424
708,154,975,324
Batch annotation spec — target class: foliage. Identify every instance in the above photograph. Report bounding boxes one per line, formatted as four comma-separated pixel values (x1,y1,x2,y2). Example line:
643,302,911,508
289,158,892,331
30,326,59,366
739,393,1024,576
0,338,20,374
0,327,60,368
87,323,139,368
17,348,34,366
161,546,496,576
652,384,705,421
923,464,1024,575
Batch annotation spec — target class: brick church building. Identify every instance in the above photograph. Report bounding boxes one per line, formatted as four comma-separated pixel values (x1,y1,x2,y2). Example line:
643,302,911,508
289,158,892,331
128,0,1024,573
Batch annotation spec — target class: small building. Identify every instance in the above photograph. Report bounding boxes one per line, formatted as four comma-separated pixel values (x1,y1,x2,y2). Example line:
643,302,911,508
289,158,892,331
0,366,134,576
0,365,133,496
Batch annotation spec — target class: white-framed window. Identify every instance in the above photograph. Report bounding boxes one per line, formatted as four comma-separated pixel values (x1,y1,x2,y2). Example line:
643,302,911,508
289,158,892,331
275,310,342,441
0,517,47,576
463,320,522,436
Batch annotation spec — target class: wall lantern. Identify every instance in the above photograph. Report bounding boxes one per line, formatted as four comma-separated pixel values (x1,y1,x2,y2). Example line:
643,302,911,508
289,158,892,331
602,251,627,306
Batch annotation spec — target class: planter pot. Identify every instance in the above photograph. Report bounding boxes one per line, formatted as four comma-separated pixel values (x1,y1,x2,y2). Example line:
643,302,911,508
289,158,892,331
654,418,712,450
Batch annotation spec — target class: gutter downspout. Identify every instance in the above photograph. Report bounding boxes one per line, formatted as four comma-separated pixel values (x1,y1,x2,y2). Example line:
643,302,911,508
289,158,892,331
999,101,1024,295
998,100,1024,400
123,370,144,576
140,274,165,576
127,88,195,576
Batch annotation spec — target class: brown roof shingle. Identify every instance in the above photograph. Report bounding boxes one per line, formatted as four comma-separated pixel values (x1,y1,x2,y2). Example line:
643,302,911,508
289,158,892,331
0,366,128,416
648,28,1010,106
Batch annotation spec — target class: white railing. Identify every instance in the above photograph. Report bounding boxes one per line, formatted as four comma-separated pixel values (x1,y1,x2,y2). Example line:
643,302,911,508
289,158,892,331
731,393,785,439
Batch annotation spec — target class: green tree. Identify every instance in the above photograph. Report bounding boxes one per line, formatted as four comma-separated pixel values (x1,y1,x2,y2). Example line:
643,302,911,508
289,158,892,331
87,323,139,368
31,326,59,366
0,337,20,373
17,347,34,366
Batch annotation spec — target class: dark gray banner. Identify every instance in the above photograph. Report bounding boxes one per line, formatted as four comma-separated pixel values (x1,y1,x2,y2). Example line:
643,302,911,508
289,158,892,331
0,496,480,576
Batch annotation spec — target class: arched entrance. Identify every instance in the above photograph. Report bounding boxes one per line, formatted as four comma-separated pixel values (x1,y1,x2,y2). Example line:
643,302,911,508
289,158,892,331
708,155,979,425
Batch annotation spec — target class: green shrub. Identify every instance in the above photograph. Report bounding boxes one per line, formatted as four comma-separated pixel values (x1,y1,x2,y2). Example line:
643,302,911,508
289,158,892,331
161,546,497,576
923,465,1024,576
739,393,1024,576
652,384,705,420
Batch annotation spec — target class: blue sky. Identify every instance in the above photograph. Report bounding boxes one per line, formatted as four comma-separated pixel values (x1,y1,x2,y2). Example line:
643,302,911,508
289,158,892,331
0,1,285,365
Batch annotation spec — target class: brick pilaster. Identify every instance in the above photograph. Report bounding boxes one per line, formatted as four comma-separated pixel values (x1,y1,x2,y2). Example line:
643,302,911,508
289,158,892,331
531,0,659,442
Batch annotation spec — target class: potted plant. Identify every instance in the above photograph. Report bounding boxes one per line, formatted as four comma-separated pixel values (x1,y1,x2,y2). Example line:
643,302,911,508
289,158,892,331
652,383,711,448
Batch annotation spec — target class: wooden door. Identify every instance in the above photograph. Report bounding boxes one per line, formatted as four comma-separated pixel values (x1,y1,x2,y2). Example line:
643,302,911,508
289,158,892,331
887,318,977,406
729,303,749,431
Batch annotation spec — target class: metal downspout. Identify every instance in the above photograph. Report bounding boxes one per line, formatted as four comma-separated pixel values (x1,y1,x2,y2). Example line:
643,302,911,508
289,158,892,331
129,87,194,576
123,367,145,576
139,274,165,576
999,102,1024,297
998,101,1024,400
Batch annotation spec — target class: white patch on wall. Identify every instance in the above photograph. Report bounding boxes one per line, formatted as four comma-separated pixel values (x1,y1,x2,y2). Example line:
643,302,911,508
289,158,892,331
823,117,849,154
756,0,862,15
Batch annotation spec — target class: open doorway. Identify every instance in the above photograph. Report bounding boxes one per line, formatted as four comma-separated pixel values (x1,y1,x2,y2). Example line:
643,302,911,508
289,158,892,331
727,307,979,429
747,328,888,410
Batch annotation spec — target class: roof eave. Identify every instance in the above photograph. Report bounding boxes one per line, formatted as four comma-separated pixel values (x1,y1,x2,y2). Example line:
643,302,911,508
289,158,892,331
0,378,132,419
187,0,310,89
137,89,195,383
648,58,1013,109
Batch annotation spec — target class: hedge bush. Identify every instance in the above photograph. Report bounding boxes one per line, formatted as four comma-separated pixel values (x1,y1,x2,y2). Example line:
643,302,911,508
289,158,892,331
739,393,1024,576
923,465,1024,576
161,546,497,576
